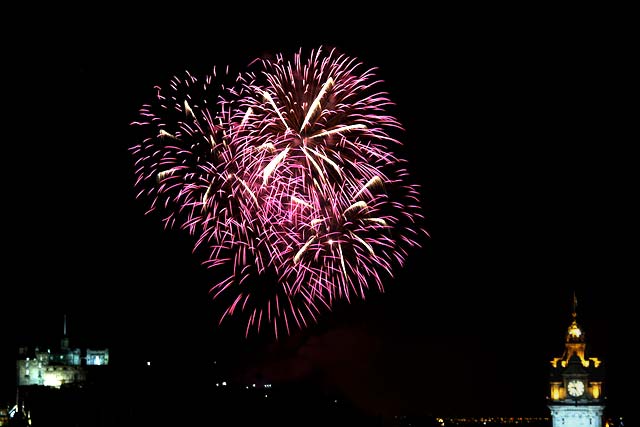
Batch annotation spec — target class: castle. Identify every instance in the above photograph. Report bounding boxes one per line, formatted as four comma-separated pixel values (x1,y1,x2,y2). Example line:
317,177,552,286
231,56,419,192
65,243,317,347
16,315,109,388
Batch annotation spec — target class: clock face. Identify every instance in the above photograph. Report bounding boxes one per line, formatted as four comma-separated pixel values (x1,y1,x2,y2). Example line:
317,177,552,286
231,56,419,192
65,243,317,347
567,379,585,397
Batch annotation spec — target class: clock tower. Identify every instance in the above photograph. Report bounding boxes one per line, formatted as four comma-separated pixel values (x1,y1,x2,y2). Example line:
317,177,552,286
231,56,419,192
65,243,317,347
548,294,605,427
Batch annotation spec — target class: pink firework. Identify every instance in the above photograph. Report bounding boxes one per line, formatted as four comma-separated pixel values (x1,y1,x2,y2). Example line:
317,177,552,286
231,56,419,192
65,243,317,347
131,47,427,338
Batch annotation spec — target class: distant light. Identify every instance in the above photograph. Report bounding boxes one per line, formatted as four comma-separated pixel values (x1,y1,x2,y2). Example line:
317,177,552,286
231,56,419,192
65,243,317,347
216,383,219,387
264,394,268,398
43,373,62,388
222,381,227,386
146,361,151,366
252,383,256,388
246,386,249,389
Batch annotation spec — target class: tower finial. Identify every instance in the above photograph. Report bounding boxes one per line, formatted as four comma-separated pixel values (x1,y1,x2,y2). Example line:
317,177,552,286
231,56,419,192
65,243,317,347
572,291,578,319
63,314,67,336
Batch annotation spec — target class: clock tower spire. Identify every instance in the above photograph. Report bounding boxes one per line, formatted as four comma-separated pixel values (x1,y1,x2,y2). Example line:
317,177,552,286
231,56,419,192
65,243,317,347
548,292,605,427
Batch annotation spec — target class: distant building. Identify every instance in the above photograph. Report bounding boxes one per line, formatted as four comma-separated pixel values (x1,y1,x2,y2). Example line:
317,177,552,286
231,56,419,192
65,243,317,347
547,293,605,427
0,402,31,426
16,315,109,388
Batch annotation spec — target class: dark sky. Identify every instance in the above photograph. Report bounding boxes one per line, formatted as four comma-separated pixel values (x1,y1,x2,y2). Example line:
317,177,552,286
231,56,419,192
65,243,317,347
1,6,634,420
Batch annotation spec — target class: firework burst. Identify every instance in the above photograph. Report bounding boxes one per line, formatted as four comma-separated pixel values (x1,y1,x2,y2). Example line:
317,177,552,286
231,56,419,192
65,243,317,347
131,47,427,338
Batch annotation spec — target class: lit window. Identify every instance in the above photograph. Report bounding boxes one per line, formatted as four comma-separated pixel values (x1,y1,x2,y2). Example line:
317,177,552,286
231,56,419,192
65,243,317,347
568,320,582,338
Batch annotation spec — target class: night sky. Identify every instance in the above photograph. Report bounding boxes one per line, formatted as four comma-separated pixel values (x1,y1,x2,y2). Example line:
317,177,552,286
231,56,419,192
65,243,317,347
1,7,634,422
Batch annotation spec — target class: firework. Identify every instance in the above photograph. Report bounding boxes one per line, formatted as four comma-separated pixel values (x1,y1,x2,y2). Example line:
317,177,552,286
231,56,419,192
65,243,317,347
131,47,426,338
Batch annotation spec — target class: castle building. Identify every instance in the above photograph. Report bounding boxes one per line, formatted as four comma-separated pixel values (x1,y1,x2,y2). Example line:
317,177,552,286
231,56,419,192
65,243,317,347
548,294,605,427
16,316,109,388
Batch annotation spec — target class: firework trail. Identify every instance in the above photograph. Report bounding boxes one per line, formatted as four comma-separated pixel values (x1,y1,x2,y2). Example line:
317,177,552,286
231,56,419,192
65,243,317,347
131,47,427,338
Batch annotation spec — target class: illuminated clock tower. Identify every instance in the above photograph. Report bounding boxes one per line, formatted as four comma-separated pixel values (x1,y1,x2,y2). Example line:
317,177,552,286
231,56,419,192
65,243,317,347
548,294,605,427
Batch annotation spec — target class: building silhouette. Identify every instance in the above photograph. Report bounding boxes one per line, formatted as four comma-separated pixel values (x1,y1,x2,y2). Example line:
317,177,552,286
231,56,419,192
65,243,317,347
16,315,109,388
